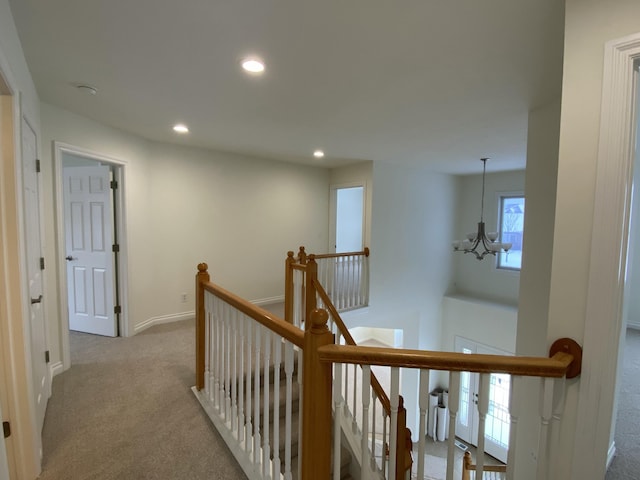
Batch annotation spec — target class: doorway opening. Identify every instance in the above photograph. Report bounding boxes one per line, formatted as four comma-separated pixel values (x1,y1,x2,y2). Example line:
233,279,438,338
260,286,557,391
330,184,365,253
54,143,129,370
455,337,511,463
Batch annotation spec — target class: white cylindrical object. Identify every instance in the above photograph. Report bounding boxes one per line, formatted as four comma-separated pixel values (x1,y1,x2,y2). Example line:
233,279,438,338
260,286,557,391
429,392,439,438
437,406,447,442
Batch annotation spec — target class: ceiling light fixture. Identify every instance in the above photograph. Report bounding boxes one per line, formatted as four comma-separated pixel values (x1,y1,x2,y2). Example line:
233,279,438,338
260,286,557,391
173,124,189,134
313,150,325,158
76,84,97,95
452,158,512,260
241,58,265,74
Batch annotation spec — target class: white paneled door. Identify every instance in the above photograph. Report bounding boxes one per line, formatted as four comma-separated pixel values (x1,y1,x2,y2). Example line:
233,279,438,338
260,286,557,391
455,337,511,463
21,118,50,434
64,166,116,337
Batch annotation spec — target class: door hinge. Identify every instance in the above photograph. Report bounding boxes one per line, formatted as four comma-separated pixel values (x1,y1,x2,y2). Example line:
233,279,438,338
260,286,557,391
114,305,121,315
36,159,41,173
45,350,50,363
2,421,10,439
110,180,118,190
112,244,119,253
40,257,45,270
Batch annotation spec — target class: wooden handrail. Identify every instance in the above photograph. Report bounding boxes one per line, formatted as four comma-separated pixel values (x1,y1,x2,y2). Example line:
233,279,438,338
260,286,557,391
312,247,370,260
316,344,581,378
313,278,391,412
200,266,305,349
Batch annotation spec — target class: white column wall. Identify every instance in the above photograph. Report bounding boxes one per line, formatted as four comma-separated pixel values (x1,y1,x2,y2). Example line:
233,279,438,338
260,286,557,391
548,1,640,477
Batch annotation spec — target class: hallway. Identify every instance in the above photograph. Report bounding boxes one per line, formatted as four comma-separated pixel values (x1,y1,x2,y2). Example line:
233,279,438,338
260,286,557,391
38,320,246,479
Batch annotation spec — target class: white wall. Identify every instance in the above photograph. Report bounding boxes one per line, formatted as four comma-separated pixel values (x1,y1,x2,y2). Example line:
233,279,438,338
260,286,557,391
361,161,457,438
625,100,640,329
40,102,330,370
545,1,640,477
452,170,525,305
440,295,517,354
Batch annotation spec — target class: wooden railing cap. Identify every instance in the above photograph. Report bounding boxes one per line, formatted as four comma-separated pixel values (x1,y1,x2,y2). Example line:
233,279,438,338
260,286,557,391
197,262,208,273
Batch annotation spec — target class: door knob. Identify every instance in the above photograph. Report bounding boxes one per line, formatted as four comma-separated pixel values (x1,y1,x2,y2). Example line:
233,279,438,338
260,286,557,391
65,255,76,261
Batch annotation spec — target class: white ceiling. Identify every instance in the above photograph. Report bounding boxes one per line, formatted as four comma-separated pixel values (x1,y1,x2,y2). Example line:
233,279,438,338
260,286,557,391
9,0,564,174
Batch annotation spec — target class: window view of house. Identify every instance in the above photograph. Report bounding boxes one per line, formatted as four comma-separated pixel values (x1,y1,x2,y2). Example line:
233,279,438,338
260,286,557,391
498,195,525,270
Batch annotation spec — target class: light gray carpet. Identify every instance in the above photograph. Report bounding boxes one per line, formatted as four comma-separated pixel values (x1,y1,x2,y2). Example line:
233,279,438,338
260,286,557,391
38,319,247,480
606,327,640,480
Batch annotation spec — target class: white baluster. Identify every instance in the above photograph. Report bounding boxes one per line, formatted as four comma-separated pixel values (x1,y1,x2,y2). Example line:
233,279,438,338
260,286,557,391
381,410,388,476
361,365,372,477
272,335,281,480
212,297,219,406
506,375,520,480
297,353,303,480
352,364,359,434
217,298,224,411
231,307,237,431
244,316,253,455
334,361,344,480
389,367,400,480
262,329,271,477
253,323,262,463
536,376,554,480
284,342,294,480
371,391,377,471
224,303,231,422
550,377,566,480
446,371,460,480
417,369,430,480
363,255,370,306
238,311,245,444
204,293,210,395
476,373,491,478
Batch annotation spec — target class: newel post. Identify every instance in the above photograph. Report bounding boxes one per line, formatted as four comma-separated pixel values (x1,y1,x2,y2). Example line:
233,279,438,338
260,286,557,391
298,246,307,264
285,251,295,324
301,309,334,479
305,255,318,329
195,263,210,391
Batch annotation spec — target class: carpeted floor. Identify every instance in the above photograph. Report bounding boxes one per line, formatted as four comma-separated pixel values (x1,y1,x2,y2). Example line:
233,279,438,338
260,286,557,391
38,319,247,480
606,327,640,480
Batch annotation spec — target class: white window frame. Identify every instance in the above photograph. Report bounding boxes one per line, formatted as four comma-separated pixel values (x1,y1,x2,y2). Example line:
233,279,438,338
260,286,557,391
496,192,525,271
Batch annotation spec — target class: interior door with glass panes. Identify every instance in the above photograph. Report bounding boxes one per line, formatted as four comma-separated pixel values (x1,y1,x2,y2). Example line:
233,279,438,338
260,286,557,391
455,337,511,463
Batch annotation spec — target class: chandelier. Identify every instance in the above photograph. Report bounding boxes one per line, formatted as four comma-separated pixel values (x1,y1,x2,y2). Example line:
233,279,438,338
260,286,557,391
452,158,512,260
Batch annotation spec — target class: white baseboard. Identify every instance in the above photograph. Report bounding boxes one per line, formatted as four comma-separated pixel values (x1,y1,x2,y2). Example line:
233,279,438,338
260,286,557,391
606,441,616,470
49,361,64,378
134,311,195,334
250,295,284,306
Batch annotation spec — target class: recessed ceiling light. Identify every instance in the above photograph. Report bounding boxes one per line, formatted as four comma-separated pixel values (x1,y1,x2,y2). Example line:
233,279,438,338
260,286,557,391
76,84,97,95
313,150,325,158
241,58,265,74
173,124,189,134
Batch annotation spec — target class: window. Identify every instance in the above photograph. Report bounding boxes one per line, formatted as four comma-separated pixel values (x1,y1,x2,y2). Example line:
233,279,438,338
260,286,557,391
497,195,525,270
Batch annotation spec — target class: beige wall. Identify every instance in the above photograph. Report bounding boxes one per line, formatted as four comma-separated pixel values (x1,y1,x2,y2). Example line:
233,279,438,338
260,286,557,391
40,102,331,371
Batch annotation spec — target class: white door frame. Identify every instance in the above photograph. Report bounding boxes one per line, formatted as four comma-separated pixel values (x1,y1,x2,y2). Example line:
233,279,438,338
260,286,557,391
571,33,640,478
0,48,41,479
54,142,130,370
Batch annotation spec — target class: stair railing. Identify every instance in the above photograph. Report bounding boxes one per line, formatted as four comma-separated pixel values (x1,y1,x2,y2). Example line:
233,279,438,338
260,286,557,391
285,251,411,479
285,246,370,326
315,312,582,480
194,263,306,480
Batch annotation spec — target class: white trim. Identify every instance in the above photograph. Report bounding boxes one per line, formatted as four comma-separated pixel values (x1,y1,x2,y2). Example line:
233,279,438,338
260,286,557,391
133,311,195,334
329,181,367,253
191,387,267,480
606,442,616,470
627,322,640,330
250,295,285,307
53,142,130,371
571,32,640,480
49,361,64,379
